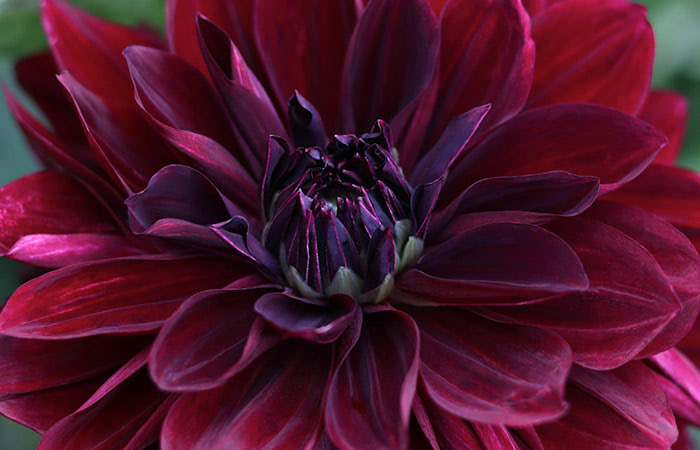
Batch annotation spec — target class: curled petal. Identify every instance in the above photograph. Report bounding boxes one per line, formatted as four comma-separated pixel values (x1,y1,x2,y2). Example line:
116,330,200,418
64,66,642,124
640,90,689,165
150,286,281,391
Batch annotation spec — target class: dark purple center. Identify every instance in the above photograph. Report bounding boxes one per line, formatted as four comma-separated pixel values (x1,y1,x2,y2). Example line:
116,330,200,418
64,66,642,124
261,98,427,303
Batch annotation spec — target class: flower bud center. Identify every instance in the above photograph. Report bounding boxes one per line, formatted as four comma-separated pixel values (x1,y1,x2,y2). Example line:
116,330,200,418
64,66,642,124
262,123,424,304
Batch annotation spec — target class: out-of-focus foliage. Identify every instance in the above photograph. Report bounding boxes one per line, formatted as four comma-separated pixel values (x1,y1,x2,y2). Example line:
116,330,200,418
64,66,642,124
0,0,697,448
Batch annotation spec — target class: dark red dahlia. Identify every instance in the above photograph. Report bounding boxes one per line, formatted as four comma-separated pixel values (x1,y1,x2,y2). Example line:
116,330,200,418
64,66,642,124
1,0,700,448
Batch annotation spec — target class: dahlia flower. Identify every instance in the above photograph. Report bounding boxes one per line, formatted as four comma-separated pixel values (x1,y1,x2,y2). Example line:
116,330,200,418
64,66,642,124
1,0,700,448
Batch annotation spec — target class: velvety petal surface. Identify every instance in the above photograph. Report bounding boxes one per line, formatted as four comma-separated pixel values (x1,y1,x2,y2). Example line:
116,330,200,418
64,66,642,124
161,342,329,450
406,307,570,425
0,171,118,252
527,0,653,114
482,218,681,369
425,0,534,145
340,0,440,132
444,104,667,201
255,0,357,131
537,363,677,449
397,222,588,304
0,256,243,338
150,283,280,391
325,308,420,450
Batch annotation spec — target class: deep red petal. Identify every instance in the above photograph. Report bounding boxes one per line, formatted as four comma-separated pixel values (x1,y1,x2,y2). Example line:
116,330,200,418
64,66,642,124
397,222,587,305
444,104,667,201
406,307,570,425
58,72,176,193
40,369,170,450
0,171,117,252
255,0,358,132
0,335,146,395
425,0,534,145
0,256,243,339
325,308,420,450
150,285,280,391
41,0,163,100
537,363,677,449
340,0,440,132
640,90,689,165
7,233,145,268
161,342,329,450
583,201,700,357
608,164,700,233
527,0,653,114
481,218,681,369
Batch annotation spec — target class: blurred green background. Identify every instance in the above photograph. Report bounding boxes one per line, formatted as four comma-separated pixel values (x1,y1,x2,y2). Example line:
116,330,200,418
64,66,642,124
0,0,698,448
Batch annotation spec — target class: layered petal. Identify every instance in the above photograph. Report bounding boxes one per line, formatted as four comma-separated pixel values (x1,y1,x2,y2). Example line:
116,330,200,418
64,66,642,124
340,0,440,132
0,256,243,339
325,308,420,450
40,369,171,450
527,0,653,114
481,218,681,369
397,222,588,305
161,342,330,450
444,104,666,201
407,307,570,425
537,363,677,449
425,0,534,145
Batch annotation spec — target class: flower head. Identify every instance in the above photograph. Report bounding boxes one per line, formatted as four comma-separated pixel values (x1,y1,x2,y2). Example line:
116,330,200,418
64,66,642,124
1,0,700,448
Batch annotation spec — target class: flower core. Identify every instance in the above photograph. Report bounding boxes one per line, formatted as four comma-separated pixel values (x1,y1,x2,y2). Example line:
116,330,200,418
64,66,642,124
262,120,425,304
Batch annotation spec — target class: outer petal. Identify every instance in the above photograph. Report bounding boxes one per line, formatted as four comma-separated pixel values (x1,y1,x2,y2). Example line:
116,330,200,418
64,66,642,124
0,335,146,395
444,104,667,201
150,285,281,391
14,52,91,158
161,342,330,450
653,349,700,423
583,201,700,357
6,233,145,268
325,308,420,450
59,72,176,193
340,0,440,132
481,218,681,369
406,307,570,425
41,0,163,100
255,0,358,131
527,0,653,114
40,369,170,450
537,363,677,449
0,256,243,339
123,45,242,160
608,164,700,234
640,90,689,165
0,171,118,252
397,222,588,305
425,0,534,145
